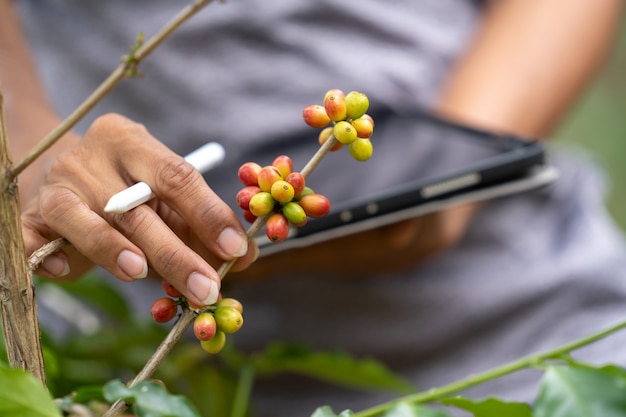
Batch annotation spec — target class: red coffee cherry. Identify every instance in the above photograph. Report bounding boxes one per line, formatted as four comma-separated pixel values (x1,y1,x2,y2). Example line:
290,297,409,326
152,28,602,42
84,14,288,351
193,312,218,341
265,213,290,242
151,297,178,323
302,104,331,128
237,162,262,186
161,280,182,298
298,194,331,218
272,155,294,178
236,185,262,210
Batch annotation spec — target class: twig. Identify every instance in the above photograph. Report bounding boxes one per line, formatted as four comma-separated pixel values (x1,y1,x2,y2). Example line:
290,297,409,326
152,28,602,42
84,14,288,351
27,237,69,272
352,318,626,417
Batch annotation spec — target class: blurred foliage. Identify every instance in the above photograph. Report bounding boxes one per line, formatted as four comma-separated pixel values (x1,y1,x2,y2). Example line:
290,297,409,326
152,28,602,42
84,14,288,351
555,23,626,229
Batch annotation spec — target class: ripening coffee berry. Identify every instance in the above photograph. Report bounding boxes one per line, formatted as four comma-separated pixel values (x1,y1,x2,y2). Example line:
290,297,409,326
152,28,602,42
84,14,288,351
272,155,293,178
161,280,182,298
333,121,357,145
200,330,226,354
298,194,331,218
242,209,257,223
282,201,307,225
294,186,315,200
361,113,375,129
351,116,374,138
265,213,290,242
270,180,295,204
193,312,217,341
318,126,343,152
323,88,346,103
349,138,374,161
151,297,178,323
344,91,369,120
248,191,275,217
238,162,262,186
257,165,283,192
302,104,331,128
214,306,244,334
324,91,348,122
216,297,244,314
285,172,306,196
236,185,262,210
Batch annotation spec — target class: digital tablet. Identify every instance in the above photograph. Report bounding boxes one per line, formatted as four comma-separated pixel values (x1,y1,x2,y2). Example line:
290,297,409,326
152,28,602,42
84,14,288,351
256,110,558,257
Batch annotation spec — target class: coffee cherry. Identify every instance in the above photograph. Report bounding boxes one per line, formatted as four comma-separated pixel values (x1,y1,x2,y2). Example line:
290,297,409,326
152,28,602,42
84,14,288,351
351,116,374,138
216,297,244,314
214,306,244,334
298,194,331,218
193,312,217,341
248,191,275,217
242,209,257,223
302,104,331,128
200,330,226,354
323,88,346,103
151,297,178,323
236,185,262,210
257,165,283,192
237,162,262,187
361,113,375,129
318,127,343,152
285,172,306,197
272,155,293,178
294,186,315,200
324,91,347,122
344,91,369,120
265,213,290,242
333,121,357,145
349,138,373,161
270,180,295,204
161,280,182,298
282,201,307,225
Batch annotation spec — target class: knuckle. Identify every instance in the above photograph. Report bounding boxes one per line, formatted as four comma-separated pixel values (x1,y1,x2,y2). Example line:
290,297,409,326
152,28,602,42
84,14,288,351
156,157,201,194
39,188,78,224
152,244,186,278
88,113,149,144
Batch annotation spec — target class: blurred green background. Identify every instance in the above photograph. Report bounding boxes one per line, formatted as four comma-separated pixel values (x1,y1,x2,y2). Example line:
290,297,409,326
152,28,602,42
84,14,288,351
555,24,626,230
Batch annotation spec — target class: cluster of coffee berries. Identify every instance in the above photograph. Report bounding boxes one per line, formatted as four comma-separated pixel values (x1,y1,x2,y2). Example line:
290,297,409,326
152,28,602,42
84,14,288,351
236,155,331,242
150,280,244,355
302,89,374,161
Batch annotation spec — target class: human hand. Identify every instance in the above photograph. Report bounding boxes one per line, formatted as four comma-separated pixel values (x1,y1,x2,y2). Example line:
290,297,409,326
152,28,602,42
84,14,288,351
21,113,257,306
232,203,478,280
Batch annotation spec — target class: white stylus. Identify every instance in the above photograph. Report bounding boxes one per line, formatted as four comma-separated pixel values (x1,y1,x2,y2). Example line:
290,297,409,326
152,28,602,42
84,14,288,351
103,142,226,214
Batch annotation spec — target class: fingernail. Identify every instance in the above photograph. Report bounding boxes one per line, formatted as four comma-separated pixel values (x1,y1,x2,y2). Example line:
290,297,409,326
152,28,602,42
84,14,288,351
188,272,220,305
117,250,148,279
42,255,70,277
218,227,248,258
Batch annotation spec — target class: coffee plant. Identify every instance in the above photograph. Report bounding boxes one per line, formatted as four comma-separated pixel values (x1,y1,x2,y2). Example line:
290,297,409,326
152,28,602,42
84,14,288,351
2,1,626,417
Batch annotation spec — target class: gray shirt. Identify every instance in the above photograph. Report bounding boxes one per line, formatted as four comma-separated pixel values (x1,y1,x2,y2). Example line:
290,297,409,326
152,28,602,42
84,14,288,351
16,1,626,415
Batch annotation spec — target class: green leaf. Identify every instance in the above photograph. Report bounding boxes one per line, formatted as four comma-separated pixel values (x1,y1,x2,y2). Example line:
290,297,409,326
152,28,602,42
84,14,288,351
376,402,454,417
311,406,355,417
253,343,414,393
534,364,626,417
103,379,201,417
0,364,62,417
440,397,532,417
